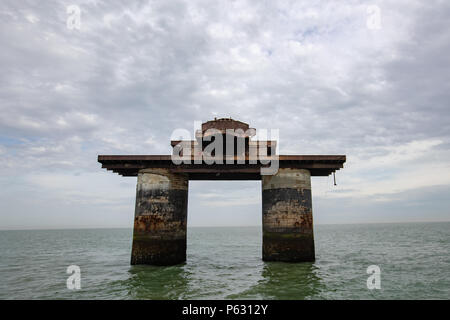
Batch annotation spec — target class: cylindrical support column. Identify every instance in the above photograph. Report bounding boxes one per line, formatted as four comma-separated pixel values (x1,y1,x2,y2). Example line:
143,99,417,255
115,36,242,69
131,169,188,265
262,168,315,262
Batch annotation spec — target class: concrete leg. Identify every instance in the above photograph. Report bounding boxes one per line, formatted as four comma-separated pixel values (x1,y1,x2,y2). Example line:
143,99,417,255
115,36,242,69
262,168,315,262
131,169,188,265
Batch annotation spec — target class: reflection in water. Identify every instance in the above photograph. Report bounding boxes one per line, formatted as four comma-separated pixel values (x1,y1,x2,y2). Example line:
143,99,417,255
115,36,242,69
260,262,323,299
122,257,324,300
227,261,324,299
126,264,191,299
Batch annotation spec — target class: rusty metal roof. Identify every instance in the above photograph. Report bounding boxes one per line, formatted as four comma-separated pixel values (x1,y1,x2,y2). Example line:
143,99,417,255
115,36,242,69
200,118,256,137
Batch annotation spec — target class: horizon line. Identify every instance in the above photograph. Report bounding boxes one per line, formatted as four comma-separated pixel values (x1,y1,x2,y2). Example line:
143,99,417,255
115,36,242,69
0,219,449,231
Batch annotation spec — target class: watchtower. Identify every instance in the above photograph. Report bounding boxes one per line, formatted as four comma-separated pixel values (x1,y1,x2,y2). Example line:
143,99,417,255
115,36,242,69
98,118,345,265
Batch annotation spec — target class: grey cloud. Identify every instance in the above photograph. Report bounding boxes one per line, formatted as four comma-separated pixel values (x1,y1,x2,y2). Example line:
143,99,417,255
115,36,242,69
0,0,449,228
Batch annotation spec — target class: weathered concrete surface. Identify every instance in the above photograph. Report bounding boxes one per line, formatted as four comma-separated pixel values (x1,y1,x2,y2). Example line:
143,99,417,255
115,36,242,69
131,169,188,265
262,168,315,262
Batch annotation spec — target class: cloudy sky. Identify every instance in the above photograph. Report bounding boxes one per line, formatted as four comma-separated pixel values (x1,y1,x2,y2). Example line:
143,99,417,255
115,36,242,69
1,0,449,229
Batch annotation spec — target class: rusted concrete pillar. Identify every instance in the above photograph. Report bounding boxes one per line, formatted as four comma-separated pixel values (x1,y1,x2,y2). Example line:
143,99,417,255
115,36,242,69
262,168,315,262
131,169,188,265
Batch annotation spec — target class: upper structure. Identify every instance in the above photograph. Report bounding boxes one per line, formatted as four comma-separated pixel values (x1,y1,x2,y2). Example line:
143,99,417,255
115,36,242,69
98,118,346,179
172,118,274,158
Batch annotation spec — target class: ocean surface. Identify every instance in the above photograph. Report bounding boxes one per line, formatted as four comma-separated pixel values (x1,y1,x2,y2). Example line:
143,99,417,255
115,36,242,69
0,222,448,300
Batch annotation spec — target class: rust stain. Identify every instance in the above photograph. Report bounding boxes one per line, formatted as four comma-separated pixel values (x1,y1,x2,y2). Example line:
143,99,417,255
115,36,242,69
134,215,185,233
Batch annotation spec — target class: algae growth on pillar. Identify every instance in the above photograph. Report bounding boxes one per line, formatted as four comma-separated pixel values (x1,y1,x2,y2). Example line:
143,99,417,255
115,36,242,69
131,169,188,265
262,168,315,262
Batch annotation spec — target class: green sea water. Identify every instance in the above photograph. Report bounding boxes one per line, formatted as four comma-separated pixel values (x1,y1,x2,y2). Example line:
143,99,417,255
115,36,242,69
0,222,448,299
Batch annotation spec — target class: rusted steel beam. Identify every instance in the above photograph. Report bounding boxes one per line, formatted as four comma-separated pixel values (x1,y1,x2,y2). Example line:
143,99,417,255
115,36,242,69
98,154,346,162
101,162,342,169
188,173,261,180
108,167,337,178
98,155,172,161
278,155,346,161
98,154,345,178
